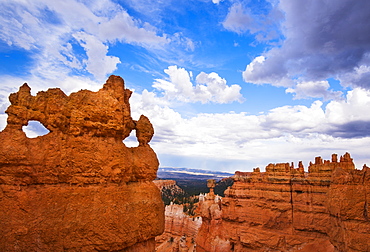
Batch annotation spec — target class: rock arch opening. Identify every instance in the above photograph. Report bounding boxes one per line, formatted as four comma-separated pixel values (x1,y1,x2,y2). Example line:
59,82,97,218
22,120,50,138
122,129,138,147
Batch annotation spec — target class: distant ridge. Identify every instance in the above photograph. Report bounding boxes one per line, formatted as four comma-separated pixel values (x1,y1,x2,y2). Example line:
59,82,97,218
157,167,234,181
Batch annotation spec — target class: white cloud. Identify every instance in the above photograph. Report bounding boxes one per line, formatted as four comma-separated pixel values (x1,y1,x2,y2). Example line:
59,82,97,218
170,33,196,52
153,66,244,104
286,80,343,100
262,101,326,133
73,32,121,80
195,72,244,103
326,88,370,125
243,55,293,87
222,2,283,42
212,0,223,4
0,0,168,81
98,11,168,46
222,3,254,34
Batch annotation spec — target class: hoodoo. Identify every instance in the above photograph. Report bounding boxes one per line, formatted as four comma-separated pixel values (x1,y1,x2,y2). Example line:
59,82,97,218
0,76,164,251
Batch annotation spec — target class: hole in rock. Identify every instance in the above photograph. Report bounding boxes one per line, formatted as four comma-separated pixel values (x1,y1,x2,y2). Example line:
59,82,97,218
0,113,7,131
22,120,50,138
122,130,138,147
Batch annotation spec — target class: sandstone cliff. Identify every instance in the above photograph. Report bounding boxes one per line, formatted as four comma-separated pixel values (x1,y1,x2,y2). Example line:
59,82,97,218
155,203,201,252
0,76,164,251
154,179,201,252
154,179,186,205
196,153,370,252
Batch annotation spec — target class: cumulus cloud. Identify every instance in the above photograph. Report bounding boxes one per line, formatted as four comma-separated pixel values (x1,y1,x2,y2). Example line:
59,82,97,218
153,66,244,104
326,88,370,124
325,88,370,138
286,81,343,100
243,0,370,94
262,101,326,133
243,55,293,87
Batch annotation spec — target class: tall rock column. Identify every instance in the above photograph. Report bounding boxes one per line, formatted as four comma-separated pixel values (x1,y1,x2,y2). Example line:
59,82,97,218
196,179,231,252
0,76,164,251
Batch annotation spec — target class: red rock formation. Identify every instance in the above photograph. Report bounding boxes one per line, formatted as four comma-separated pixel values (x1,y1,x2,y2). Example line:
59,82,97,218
327,165,370,252
0,76,164,251
196,153,370,252
154,179,185,194
154,180,201,252
196,180,231,252
156,203,202,252
154,179,187,206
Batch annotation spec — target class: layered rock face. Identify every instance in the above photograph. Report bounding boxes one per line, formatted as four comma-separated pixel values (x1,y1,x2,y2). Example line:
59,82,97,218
156,203,202,252
0,76,164,251
196,153,370,252
327,164,370,251
155,180,201,252
196,180,231,252
154,180,186,199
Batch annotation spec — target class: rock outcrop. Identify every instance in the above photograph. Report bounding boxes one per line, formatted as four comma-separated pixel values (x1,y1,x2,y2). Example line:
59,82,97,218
156,203,201,252
196,153,370,252
154,180,186,196
154,180,201,252
196,180,231,252
0,76,164,251
327,164,370,252
154,179,187,205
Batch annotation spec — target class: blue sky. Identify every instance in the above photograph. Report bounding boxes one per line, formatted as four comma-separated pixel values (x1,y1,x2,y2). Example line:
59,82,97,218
1,0,370,172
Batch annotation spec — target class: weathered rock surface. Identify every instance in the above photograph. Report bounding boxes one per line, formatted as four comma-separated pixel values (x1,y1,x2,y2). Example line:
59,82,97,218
154,180,201,252
154,179,186,205
196,181,231,252
196,153,370,252
0,76,164,251
154,180,185,195
155,203,201,252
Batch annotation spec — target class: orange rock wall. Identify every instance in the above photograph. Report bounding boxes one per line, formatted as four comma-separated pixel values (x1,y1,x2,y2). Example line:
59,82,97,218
327,166,370,252
163,203,202,238
196,194,231,252
0,76,164,251
196,153,370,252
